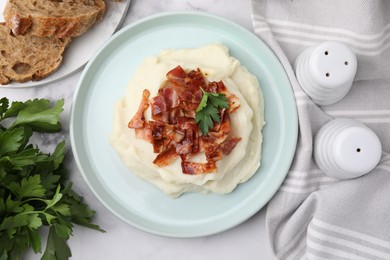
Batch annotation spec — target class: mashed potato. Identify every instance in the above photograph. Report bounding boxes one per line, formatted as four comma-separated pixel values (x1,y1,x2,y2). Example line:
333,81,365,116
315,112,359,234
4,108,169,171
110,44,264,198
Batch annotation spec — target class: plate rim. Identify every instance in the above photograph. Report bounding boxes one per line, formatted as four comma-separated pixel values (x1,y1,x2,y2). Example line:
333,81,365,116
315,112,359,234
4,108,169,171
70,10,298,238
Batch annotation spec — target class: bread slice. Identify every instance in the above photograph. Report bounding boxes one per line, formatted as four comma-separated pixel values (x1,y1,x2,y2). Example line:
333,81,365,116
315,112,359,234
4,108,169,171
0,23,70,85
3,0,106,38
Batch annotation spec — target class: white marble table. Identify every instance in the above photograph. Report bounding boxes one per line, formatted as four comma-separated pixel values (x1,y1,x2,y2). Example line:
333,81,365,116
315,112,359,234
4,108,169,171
1,0,274,259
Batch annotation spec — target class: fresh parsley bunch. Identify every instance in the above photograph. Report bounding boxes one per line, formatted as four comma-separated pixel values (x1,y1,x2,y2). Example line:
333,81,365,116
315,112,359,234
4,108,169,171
0,97,104,260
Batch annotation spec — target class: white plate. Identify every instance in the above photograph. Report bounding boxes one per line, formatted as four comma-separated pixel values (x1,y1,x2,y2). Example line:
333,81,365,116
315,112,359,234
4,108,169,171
0,0,131,88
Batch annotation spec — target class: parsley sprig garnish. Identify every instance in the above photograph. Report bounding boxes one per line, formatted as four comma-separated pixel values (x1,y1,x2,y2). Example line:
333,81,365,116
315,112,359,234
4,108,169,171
0,97,104,260
195,88,229,135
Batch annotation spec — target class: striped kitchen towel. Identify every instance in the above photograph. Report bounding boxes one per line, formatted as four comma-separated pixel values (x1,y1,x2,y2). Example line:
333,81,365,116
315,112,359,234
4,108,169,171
251,0,390,259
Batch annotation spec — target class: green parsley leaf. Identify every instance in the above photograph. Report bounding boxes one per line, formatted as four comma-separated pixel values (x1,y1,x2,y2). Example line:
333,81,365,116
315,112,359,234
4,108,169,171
1,101,25,120
0,127,28,156
196,89,209,112
51,203,71,217
0,149,49,171
51,141,66,170
27,227,42,253
41,226,71,260
195,89,229,135
11,230,30,258
53,214,73,240
4,196,23,214
27,213,43,229
0,214,30,232
45,185,63,209
11,98,64,132
40,173,61,194
195,107,214,135
7,175,46,199
0,127,25,156
208,93,229,109
42,212,57,224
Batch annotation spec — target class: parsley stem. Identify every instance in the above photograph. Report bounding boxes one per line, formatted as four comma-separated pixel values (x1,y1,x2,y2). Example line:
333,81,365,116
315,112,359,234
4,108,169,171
19,210,44,215
21,197,47,204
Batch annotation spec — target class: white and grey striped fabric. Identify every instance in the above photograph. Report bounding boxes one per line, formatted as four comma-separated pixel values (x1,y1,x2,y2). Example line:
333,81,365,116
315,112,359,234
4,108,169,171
251,0,390,259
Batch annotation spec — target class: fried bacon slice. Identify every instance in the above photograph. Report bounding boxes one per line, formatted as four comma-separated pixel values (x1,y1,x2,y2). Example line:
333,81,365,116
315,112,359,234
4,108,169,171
181,161,218,175
166,65,187,86
153,146,179,167
128,89,150,129
128,66,242,175
159,87,179,109
135,122,152,142
150,95,166,116
227,94,240,113
176,128,199,155
149,121,177,153
220,137,242,155
185,69,207,92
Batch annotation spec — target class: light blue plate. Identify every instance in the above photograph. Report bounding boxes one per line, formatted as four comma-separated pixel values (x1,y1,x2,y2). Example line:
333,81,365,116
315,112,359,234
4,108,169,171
70,12,298,238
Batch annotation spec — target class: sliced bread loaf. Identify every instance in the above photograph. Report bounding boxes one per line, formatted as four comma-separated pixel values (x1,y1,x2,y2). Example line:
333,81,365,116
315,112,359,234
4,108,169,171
0,23,70,85
3,0,106,38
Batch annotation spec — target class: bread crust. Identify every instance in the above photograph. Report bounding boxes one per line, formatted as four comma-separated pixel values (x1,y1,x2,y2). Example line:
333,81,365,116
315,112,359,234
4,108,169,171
3,0,106,38
0,23,70,85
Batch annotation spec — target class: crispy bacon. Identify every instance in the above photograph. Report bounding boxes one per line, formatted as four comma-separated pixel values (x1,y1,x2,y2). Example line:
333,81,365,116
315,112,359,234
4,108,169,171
186,69,207,92
153,146,179,167
213,109,230,133
149,121,177,153
152,111,170,123
178,88,202,103
176,116,197,130
219,110,231,133
149,121,164,153
163,124,177,146
193,89,203,104
176,139,193,155
208,131,228,145
175,130,185,143
176,128,196,155
135,122,152,142
217,81,228,93
150,95,166,115
220,137,242,155
192,130,200,154
129,66,242,175
166,65,187,86
150,87,181,123
206,149,223,162
227,93,240,113
128,89,150,128
150,121,164,140
168,107,181,125
181,161,218,175
159,87,179,109
181,104,197,118
206,81,218,93
199,136,216,151
199,136,221,161
179,90,194,103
